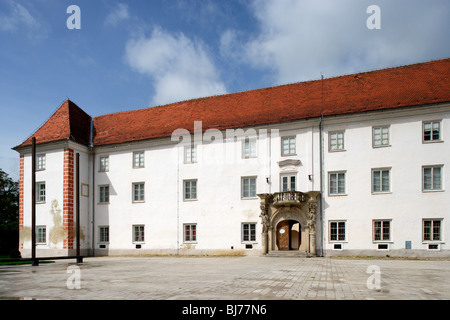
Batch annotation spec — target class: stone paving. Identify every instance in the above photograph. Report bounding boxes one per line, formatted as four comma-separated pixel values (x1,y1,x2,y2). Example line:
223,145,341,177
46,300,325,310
0,256,449,300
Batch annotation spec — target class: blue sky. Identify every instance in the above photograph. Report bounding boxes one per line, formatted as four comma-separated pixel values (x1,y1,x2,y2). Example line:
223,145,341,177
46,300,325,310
1,0,449,180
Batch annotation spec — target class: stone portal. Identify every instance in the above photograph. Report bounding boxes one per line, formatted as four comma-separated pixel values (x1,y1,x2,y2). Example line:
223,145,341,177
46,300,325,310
258,191,320,256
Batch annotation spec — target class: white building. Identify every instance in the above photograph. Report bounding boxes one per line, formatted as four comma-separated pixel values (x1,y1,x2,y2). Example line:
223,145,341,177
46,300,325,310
14,59,450,258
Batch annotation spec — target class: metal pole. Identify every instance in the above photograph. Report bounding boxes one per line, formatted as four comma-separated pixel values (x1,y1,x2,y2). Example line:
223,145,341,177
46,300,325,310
31,137,38,266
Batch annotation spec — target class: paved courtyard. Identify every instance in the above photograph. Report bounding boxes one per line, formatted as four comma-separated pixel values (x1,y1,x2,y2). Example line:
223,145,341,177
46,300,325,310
0,256,449,300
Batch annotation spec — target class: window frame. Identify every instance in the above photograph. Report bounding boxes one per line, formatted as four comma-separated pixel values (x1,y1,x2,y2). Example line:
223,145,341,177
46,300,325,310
329,221,346,242
422,165,443,192
371,168,391,194
99,185,110,204
241,222,257,243
280,174,296,192
183,223,197,243
241,176,257,199
36,154,46,171
133,224,145,243
281,136,296,156
132,151,145,168
373,220,392,242
99,226,110,243
372,126,390,148
36,225,46,244
423,120,442,143
423,219,442,242
242,138,257,159
183,179,198,201
36,181,46,203
99,155,109,172
132,182,145,203
328,131,345,152
184,145,197,164
328,171,346,196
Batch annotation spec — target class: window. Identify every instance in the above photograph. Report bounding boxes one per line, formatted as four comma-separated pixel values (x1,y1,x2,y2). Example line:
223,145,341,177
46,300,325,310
99,226,109,243
37,182,46,203
133,225,145,243
281,174,296,191
37,154,46,171
329,172,346,195
99,185,109,203
281,137,296,156
184,145,197,163
373,220,391,241
423,166,443,191
99,156,109,172
37,226,46,244
184,180,197,200
373,126,390,147
243,138,257,158
329,221,346,241
372,168,391,193
242,177,257,198
184,224,197,242
423,121,441,142
133,183,145,202
133,151,145,168
329,131,345,151
242,223,256,242
423,219,441,241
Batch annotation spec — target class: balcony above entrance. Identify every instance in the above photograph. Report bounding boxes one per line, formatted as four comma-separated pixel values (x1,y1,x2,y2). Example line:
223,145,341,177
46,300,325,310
272,191,307,208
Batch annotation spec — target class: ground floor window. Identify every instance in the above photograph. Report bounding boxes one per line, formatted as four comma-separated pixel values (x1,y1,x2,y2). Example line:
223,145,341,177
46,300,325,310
37,225,46,244
373,220,391,241
99,226,109,243
242,223,256,242
423,219,442,241
133,225,145,243
184,224,197,242
329,221,346,241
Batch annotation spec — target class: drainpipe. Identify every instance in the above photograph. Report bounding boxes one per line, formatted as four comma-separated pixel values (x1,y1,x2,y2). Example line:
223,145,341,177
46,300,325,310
89,118,95,257
319,113,324,257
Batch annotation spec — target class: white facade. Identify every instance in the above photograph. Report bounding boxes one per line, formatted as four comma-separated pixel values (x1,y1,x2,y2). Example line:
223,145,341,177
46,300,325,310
17,103,450,257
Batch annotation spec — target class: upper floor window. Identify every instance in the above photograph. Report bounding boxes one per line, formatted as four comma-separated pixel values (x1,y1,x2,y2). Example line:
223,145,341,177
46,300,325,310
184,145,197,164
281,137,296,156
372,168,391,193
133,182,145,202
133,151,145,168
243,138,257,158
99,185,110,203
242,177,257,198
37,182,46,203
184,179,197,200
329,131,345,151
423,165,443,191
329,172,346,195
373,126,390,147
423,121,441,142
99,156,109,172
37,154,46,171
281,174,296,192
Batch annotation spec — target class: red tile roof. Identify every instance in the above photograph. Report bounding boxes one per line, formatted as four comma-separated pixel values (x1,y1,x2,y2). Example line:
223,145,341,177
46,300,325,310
15,58,450,149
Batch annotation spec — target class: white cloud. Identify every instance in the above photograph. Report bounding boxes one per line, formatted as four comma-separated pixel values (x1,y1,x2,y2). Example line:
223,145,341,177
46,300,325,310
125,27,227,106
0,2,40,32
104,3,130,27
224,0,450,85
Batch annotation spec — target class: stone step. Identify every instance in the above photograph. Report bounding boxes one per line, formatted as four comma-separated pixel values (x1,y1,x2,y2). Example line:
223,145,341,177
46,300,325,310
265,250,309,258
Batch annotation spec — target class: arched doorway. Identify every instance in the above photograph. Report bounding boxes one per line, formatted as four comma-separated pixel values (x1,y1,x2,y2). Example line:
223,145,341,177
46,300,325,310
276,220,301,251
